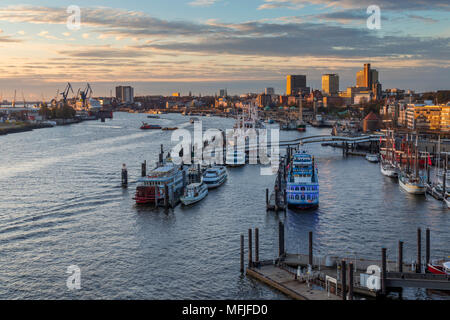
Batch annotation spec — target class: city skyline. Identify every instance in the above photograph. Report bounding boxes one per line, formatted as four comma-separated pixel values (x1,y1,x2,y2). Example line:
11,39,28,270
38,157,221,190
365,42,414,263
0,0,448,99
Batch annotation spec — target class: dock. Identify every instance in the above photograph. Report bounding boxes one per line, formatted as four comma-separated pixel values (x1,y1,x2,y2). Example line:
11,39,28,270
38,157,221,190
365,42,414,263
241,225,450,300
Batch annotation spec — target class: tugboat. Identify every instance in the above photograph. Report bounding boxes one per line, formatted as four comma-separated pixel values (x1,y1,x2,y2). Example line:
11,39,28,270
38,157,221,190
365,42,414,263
140,122,161,130
203,166,228,189
134,160,188,205
286,151,319,210
180,182,208,206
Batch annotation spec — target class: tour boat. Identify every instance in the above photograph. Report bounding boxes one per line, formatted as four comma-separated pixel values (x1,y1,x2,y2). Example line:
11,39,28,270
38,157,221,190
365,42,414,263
366,153,379,163
399,173,426,195
380,162,398,178
427,261,450,275
134,161,188,205
226,149,246,167
286,151,319,210
203,166,228,189
180,182,208,206
140,122,161,130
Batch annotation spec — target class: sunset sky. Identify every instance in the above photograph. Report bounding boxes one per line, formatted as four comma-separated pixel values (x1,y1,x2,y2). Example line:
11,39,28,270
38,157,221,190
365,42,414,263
0,0,448,100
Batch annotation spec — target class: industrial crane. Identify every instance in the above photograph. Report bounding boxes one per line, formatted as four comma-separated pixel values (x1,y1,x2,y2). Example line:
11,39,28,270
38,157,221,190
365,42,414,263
60,82,74,103
79,83,93,109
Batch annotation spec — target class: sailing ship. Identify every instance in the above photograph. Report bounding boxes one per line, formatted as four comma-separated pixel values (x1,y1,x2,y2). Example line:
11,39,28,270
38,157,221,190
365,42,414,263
380,129,398,177
286,151,319,210
398,133,426,195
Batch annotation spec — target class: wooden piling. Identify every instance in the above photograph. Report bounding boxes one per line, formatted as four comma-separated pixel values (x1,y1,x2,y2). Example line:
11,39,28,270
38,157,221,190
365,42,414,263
248,229,253,267
308,232,313,266
341,260,347,300
121,164,128,187
417,228,422,273
161,144,164,154
398,241,403,273
348,262,354,300
278,221,285,257
265,188,269,208
240,234,244,273
381,248,387,295
426,228,430,265
255,228,259,264
141,160,146,177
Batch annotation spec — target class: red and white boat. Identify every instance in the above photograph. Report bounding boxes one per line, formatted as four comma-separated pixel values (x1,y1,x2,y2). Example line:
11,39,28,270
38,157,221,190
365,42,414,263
140,122,162,130
427,261,450,275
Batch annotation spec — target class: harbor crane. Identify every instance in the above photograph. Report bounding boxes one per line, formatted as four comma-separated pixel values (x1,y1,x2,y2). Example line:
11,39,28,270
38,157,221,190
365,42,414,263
60,82,74,103
79,83,93,109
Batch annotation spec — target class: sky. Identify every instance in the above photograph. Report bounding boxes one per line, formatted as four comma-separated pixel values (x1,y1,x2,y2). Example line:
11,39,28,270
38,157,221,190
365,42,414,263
0,0,448,100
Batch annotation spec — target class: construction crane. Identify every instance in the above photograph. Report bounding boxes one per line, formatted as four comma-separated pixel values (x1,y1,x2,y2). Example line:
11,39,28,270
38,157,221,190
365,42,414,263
60,82,74,103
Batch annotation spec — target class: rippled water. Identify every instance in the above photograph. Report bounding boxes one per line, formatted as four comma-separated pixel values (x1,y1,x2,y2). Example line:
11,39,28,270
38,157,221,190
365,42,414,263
0,112,448,300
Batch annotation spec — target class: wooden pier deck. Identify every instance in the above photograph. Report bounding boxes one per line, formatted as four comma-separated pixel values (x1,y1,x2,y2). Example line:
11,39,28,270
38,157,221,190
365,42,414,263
247,263,340,300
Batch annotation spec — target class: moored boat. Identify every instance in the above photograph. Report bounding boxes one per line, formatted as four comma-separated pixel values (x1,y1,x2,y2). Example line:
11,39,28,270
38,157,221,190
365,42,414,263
427,261,450,275
286,151,319,210
366,153,379,163
134,161,188,205
381,162,398,178
140,122,161,130
162,127,178,131
399,173,426,194
180,182,208,206
203,166,228,189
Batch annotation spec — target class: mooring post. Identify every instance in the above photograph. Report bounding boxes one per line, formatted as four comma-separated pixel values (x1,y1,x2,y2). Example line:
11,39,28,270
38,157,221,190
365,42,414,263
266,188,269,208
381,248,387,296
308,231,313,266
417,228,422,273
278,221,285,258
159,152,163,165
398,241,403,273
141,161,147,177
341,260,347,300
255,228,259,265
426,228,430,266
240,234,244,273
161,144,164,154
248,229,253,268
164,183,169,209
121,164,128,187
348,262,354,301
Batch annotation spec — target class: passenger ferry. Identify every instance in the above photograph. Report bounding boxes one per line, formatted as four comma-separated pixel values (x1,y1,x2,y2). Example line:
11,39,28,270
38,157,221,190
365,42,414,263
134,160,188,205
203,166,228,189
180,182,208,206
286,151,319,210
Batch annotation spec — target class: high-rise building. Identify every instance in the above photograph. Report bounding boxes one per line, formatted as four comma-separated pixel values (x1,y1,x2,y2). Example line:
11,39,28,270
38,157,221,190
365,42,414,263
322,74,339,95
115,86,134,103
287,75,307,96
356,64,379,89
219,89,227,97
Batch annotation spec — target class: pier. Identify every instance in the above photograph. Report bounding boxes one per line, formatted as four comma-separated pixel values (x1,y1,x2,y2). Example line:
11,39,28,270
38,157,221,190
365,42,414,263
241,226,450,300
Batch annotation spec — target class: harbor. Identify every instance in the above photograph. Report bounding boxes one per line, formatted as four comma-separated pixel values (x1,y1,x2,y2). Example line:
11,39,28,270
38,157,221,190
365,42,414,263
1,112,448,299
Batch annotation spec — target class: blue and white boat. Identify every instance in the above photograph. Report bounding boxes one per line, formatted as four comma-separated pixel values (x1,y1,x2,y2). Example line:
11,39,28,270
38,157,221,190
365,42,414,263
286,151,319,210
180,182,208,206
203,166,228,189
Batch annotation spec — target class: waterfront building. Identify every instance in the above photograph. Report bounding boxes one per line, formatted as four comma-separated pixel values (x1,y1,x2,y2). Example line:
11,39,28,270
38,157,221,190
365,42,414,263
172,92,181,97
323,96,345,107
322,74,339,95
354,92,372,104
115,86,134,104
257,93,272,108
287,75,307,95
441,106,450,132
265,87,275,95
363,112,381,132
406,105,442,131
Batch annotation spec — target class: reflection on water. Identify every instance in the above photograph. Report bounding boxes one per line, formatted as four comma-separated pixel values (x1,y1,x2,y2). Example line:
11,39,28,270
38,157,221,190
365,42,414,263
0,112,448,300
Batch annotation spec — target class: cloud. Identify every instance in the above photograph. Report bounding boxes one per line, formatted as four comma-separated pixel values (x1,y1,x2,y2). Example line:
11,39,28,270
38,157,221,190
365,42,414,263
258,0,450,11
188,0,218,7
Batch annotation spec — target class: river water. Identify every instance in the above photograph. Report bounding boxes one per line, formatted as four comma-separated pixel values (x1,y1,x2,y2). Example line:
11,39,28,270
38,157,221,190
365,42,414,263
0,112,448,300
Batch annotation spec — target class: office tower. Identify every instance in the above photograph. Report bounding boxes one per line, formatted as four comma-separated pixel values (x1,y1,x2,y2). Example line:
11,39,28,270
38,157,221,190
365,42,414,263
322,74,339,95
286,75,307,95
265,87,275,95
